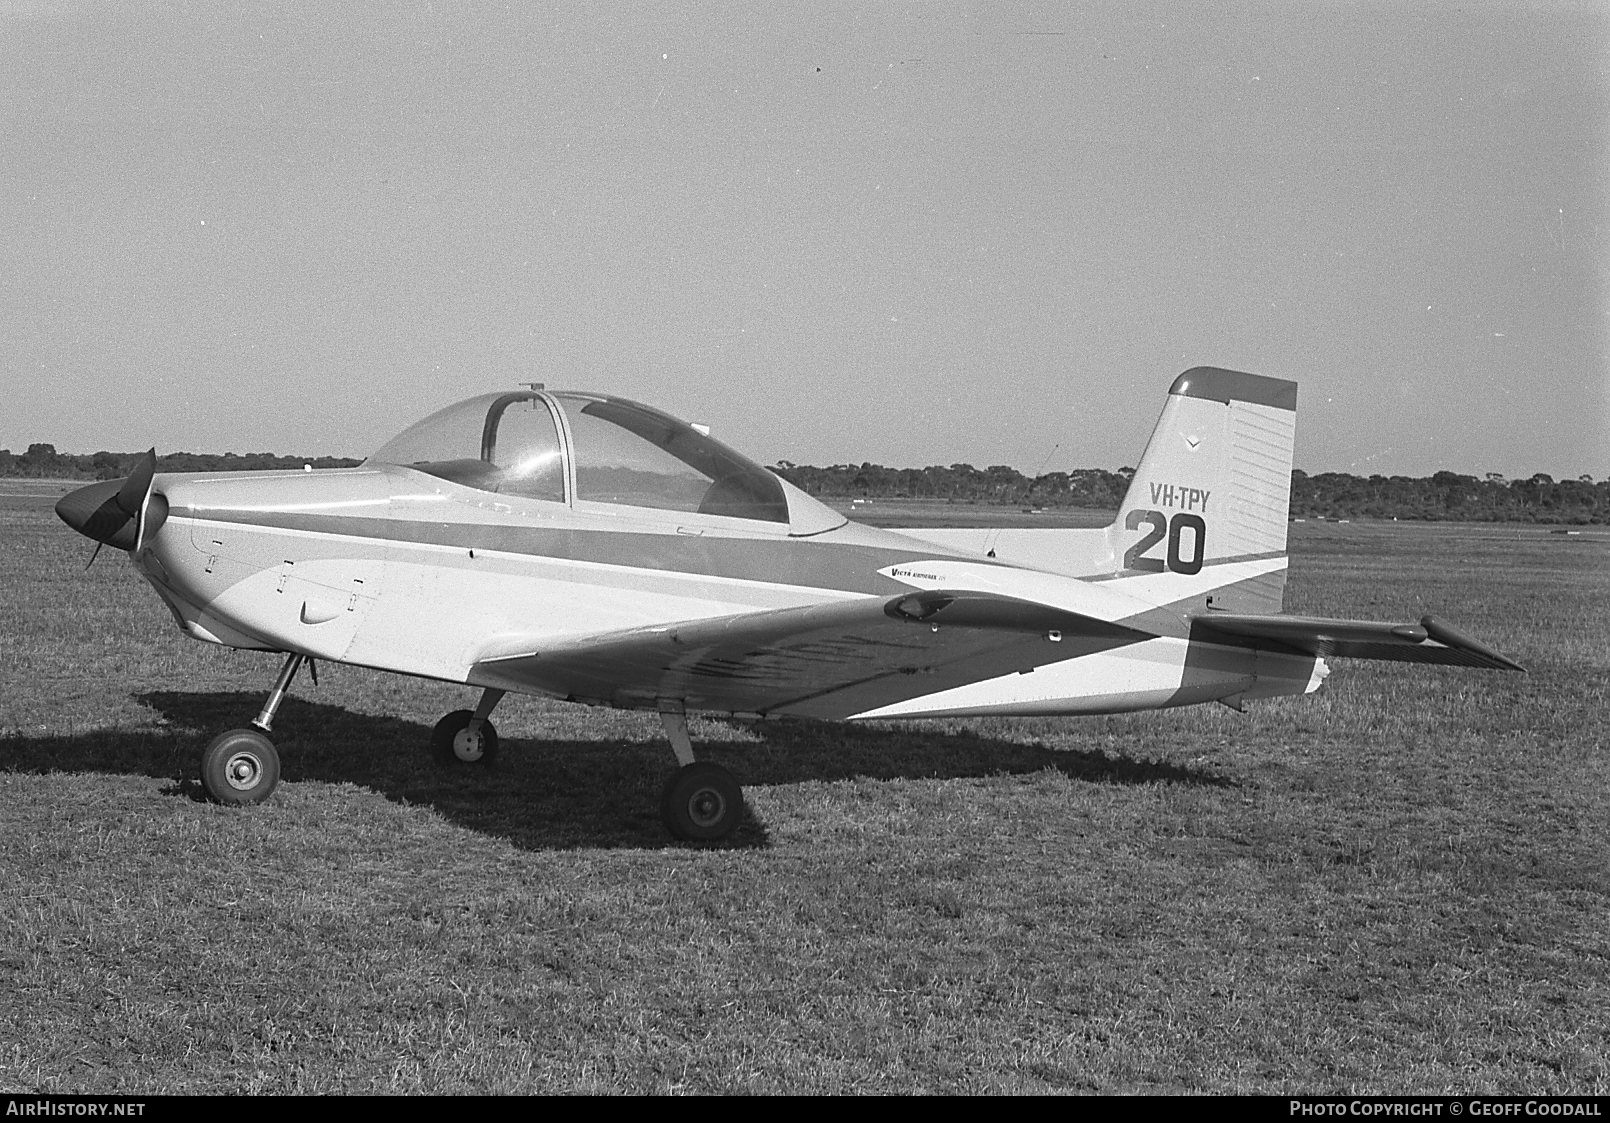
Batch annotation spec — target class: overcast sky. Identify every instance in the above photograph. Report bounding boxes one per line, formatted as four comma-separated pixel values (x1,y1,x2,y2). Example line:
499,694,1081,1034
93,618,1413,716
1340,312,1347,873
3,1,1605,479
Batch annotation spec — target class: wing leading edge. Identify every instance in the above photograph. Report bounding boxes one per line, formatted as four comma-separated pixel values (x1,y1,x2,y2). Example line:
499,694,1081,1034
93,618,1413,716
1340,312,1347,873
1189,612,1524,672
469,590,1155,719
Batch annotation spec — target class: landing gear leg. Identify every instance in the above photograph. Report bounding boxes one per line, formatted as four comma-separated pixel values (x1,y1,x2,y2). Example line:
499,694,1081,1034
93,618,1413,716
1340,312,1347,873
200,652,305,805
658,702,743,843
252,652,307,734
431,688,504,767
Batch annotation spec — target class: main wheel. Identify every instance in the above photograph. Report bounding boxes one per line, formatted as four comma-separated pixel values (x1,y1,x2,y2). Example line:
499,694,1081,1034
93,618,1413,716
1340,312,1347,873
431,710,499,767
200,729,281,805
661,762,743,842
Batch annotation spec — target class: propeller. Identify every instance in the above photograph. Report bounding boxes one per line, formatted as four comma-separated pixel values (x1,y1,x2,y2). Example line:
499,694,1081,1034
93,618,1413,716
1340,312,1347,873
55,449,168,563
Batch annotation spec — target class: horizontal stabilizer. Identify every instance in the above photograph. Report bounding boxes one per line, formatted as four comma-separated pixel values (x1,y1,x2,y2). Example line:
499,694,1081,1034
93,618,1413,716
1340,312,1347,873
1190,612,1523,672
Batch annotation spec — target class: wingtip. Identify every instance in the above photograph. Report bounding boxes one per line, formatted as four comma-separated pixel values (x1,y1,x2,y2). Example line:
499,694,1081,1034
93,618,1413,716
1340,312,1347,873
1419,615,1526,673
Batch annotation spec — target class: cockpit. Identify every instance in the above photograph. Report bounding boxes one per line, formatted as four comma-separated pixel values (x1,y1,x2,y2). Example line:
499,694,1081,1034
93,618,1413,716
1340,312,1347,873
365,390,841,533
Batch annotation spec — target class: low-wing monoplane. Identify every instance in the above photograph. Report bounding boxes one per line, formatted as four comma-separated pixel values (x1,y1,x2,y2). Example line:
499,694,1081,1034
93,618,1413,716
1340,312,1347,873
56,368,1521,840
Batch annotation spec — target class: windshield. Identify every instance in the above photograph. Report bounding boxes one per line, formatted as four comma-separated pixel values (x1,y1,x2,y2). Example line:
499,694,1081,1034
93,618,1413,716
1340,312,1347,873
366,391,788,523
555,394,786,521
366,391,563,500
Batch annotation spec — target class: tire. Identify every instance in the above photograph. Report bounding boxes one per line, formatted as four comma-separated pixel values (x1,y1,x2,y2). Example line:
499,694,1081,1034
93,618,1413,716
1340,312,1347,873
200,729,281,805
661,762,743,842
431,710,499,767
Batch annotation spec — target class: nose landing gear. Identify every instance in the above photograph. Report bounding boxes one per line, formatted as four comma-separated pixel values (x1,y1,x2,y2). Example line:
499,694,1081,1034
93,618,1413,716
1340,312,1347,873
198,652,307,805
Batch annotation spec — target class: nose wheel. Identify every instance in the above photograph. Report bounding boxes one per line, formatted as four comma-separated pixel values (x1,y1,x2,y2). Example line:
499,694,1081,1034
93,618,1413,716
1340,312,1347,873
200,728,281,805
197,651,306,806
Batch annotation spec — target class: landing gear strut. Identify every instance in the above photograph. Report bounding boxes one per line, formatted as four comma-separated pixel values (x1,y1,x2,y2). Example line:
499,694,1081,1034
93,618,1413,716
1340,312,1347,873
199,652,307,805
658,703,744,842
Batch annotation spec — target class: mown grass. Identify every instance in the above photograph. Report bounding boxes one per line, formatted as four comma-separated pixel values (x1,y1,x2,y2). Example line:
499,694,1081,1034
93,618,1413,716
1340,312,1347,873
1,485,1606,1093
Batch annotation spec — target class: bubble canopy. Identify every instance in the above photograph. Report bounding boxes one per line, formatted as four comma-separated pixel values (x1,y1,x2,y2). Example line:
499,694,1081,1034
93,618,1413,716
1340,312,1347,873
366,391,791,524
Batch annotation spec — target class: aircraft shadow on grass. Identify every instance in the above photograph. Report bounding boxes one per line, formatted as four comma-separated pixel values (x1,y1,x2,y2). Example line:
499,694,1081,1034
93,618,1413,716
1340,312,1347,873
0,690,1232,853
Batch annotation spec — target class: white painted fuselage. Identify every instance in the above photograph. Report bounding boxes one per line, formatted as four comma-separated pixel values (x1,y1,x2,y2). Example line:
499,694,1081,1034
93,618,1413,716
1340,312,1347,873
130,462,1323,723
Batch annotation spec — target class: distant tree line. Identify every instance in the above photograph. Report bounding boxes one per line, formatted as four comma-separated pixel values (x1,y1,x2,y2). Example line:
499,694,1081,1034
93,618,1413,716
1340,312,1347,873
773,461,1137,511
773,463,1607,525
0,444,362,480
5,444,1604,524
1286,469,1605,524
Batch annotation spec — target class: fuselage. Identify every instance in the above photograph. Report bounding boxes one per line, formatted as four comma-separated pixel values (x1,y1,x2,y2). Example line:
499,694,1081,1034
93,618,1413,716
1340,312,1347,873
128,462,1317,721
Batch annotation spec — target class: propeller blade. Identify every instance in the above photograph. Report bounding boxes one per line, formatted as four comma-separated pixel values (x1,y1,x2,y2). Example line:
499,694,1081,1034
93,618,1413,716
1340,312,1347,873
115,448,156,519
55,449,163,553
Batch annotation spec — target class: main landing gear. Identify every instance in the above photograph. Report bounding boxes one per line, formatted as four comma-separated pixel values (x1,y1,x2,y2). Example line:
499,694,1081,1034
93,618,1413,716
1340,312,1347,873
657,703,744,843
198,651,306,805
425,695,748,843
430,688,503,767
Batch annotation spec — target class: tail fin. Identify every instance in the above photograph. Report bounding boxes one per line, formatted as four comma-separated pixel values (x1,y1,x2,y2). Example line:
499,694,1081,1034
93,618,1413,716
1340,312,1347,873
896,366,1297,607
1111,366,1296,613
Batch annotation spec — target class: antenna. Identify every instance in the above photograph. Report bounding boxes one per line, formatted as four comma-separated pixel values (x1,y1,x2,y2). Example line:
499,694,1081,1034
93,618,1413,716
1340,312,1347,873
983,441,1060,558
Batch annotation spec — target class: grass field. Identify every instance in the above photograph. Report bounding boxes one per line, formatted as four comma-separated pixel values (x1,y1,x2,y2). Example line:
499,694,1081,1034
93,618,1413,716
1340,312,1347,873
1,480,1606,1093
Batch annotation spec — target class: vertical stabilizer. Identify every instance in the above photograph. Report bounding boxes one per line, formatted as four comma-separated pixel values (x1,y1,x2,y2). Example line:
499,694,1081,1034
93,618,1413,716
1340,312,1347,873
1110,367,1297,613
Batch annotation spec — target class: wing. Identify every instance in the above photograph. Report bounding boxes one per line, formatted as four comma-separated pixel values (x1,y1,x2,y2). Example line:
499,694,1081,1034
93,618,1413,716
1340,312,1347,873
469,590,1154,720
1189,612,1523,671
